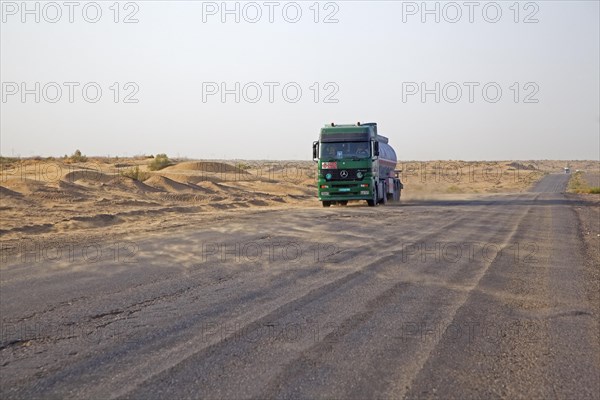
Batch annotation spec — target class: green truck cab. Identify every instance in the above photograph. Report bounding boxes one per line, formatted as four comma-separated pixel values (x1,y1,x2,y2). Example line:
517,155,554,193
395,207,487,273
312,122,403,207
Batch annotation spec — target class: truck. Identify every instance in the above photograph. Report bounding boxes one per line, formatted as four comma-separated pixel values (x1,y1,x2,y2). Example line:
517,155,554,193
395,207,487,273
312,122,403,207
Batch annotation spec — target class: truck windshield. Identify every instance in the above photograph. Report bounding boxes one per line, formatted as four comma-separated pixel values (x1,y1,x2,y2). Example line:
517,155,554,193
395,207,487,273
320,142,370,160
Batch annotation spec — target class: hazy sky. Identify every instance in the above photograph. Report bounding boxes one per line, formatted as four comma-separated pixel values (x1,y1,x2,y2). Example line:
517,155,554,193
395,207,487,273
1,1,599,160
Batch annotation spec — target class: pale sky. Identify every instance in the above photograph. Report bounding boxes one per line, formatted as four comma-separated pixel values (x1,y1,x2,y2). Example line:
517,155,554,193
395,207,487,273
1,1,599,160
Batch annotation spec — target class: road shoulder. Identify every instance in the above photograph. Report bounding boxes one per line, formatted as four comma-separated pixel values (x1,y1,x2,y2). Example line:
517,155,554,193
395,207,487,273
569,193,600,343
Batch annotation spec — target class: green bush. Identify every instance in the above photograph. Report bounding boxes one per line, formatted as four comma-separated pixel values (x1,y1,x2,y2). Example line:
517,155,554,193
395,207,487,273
446,185,463,193
120,166,150,181
148,153,172,171
235,162,253,170
70,149,88,162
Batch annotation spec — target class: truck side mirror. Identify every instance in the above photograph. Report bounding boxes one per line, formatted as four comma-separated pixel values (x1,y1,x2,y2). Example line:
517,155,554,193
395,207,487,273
312,142,319,161
373,141,380,157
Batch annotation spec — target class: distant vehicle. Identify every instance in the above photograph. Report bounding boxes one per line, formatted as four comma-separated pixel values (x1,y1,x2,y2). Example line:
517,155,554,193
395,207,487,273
312,122,403,207
564,167,570,174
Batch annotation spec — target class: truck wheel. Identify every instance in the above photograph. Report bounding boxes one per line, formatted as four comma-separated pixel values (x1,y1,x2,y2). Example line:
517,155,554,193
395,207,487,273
367,189,377,207
322,201,331,207
380,189,387,205
339,200,348,206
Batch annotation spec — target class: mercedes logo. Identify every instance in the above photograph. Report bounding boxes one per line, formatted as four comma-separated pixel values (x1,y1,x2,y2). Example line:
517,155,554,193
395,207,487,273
340,170,349,178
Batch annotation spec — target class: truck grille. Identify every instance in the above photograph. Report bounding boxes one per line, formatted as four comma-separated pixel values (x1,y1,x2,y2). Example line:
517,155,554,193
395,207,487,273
321,169,368,181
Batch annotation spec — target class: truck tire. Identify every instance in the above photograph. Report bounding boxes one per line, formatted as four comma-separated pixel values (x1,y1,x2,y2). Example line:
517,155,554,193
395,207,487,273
367,189,377,207
322,201,331,207
339,200,348,206
391,181,401,202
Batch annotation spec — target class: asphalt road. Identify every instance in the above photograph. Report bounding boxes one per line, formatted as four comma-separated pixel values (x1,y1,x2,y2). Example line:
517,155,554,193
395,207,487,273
1,173,599,399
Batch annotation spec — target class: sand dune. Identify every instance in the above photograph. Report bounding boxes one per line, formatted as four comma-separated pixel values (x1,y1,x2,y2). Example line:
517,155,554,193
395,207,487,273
105,176,161,193
63,170,115,185
154,173,218,190
164,161,249,175
144,175,198,193
2,178,50,194
0,185,23,198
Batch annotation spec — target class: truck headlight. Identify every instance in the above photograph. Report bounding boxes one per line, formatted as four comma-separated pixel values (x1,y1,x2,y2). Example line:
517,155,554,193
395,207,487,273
360,191,369,195
321,192,330,196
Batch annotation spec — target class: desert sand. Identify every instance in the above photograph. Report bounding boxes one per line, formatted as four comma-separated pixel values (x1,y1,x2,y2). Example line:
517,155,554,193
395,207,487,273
1,157,597,243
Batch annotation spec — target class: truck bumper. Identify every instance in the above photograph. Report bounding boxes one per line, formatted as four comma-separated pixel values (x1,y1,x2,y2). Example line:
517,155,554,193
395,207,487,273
318,182,373,201
318,195,371,201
